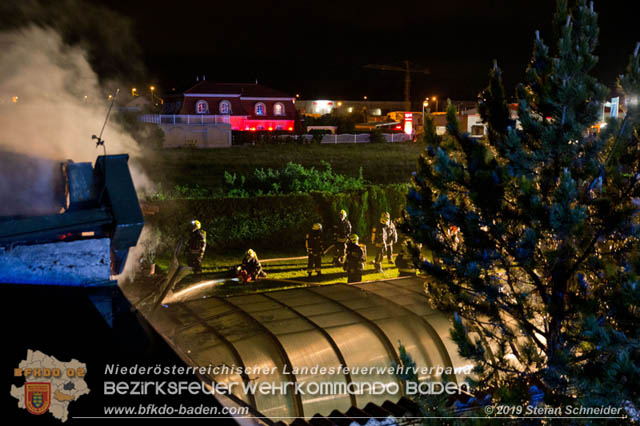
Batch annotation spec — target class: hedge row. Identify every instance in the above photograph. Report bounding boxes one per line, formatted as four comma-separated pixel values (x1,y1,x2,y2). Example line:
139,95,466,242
146,184,409,253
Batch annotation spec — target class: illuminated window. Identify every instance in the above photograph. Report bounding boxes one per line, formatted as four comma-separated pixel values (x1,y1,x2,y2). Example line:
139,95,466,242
255,102,266,116
219,100,232,114
195,100,209,114
273,102,285,116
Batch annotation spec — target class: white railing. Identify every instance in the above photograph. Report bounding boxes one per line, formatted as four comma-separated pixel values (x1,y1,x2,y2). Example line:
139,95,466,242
273,133,413,144
138,114,230,125
319,133,412,144
321,133,371,144
384,133,412,142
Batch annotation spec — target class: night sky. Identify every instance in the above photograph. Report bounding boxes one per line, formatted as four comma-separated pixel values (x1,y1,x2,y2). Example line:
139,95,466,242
93,1,638,101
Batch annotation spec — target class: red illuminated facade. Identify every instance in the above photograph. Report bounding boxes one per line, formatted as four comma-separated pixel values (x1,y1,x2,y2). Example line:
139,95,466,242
179,81,296,131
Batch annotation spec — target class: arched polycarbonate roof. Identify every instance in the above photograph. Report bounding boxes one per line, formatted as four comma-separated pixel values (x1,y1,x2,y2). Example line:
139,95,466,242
138,277,471,421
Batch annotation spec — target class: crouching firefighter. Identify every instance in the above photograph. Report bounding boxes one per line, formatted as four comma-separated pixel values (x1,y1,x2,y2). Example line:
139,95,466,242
345,234,366,283
235,249,267,284
306,223,324,276
187,220,207,273
333,209,352,266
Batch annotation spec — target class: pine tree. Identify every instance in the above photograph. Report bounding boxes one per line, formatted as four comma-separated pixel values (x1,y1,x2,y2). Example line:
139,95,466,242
403,0,640,412
422,112,441,147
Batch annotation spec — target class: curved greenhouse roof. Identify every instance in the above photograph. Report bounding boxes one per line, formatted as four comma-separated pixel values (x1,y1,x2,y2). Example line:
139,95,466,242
138,277,471,420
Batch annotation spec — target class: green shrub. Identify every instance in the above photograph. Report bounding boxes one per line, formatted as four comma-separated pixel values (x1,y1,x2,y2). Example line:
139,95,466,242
222,162,366,196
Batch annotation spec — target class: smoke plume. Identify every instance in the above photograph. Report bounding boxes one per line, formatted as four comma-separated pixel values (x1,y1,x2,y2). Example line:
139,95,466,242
0,26,151,216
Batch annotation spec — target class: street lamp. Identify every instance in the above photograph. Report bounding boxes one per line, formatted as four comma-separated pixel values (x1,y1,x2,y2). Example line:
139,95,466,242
422,100,430,132
131,87,137,97
432,96,438,112
150,85,156,103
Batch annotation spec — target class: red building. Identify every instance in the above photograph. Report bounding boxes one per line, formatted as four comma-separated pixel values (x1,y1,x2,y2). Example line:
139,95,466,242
178,81,296,131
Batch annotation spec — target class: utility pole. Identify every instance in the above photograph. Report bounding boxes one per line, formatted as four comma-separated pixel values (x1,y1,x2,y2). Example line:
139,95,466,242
364,60,429,112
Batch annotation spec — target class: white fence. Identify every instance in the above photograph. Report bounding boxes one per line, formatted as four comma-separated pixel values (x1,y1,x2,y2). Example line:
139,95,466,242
138,114,230,125
270,133,412,144
384,133,413,142
320,133,370,144
272,133,412,144
320,132,412,143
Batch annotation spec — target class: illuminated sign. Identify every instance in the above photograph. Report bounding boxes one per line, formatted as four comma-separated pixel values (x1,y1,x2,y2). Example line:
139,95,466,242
404,112,413,135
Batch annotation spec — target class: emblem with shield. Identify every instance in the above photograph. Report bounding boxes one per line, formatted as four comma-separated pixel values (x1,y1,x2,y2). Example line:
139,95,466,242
25,382,51,415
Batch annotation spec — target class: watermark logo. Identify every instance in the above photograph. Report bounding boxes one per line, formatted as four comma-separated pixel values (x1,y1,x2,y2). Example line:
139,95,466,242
10,349,90,422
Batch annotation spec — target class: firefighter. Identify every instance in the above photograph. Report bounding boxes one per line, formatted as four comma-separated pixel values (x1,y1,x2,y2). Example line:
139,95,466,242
385,213,398,263
344,234,366,283
186,220,206,273
332,209,352,266
235,249,267,283
371,212,391,273
306,223,324,276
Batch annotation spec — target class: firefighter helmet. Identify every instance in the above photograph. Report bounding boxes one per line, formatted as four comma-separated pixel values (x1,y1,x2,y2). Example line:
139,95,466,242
246,249,256,259
312,223,322,231
191,220,201,229
339,209,347,220
380,212,390,225
349,234,359,243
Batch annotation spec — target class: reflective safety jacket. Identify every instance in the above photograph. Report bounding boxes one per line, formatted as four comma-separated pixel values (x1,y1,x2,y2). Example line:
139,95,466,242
306,229,323,253
334,218,352,241
188,229,207,254
371,223,390,247
386,221,398,245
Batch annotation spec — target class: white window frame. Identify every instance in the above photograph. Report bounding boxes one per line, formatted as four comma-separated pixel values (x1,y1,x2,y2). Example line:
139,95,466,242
219,100,232,114
195,100,209,114
254,102,266,116
273,102,285,116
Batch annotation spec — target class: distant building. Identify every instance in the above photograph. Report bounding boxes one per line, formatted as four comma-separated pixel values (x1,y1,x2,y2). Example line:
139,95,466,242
430,108,487,138
177,81,296,131
138,81,296,148
118,95,152,112
295,99,406,118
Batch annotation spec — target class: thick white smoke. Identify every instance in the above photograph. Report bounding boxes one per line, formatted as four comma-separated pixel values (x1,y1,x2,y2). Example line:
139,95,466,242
0,26,151,216
0,25,158,283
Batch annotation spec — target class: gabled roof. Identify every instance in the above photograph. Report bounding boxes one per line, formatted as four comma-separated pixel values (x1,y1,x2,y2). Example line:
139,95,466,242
184,81,293,98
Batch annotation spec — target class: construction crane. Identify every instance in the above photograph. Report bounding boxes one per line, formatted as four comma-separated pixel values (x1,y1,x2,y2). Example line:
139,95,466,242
364,60,429,112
